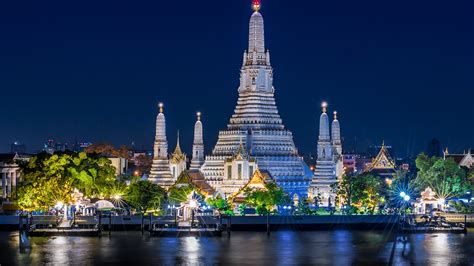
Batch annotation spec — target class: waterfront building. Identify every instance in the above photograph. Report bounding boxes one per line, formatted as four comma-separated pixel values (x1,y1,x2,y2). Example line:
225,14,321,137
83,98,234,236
0,153,28,200
169,132,187,179
444,148,473,169
220,140,258,196
107,157,129,176
200,0,312,197
309,103,337,207
190,112,205,171
149,103,174,188
363,142,397,180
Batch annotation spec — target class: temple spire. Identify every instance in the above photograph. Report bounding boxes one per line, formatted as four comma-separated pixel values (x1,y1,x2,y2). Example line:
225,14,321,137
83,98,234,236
190,111,205,171
149,101,174,187
248,0,265,54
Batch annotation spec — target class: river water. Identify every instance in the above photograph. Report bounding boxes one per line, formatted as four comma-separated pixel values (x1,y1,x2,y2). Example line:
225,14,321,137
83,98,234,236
0,230,473,265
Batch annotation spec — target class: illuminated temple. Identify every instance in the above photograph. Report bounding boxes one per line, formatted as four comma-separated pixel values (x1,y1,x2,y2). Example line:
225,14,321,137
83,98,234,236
149,1,347,201
200,0,313,197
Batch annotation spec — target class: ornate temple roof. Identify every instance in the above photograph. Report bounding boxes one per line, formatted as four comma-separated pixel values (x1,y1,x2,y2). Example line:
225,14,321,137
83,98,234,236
170,132,186,163
364,142,396,174
230,169,273,203
170,170,216,197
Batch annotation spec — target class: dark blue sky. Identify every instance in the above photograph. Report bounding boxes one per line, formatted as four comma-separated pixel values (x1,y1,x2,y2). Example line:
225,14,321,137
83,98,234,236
0,0,473,157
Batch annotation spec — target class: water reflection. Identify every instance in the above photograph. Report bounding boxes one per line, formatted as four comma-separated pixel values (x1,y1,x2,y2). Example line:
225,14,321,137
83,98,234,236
0,231,472,265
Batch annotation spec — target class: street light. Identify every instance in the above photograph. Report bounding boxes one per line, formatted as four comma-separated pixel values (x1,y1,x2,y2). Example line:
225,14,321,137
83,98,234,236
399,191,406,198
404,195,410,202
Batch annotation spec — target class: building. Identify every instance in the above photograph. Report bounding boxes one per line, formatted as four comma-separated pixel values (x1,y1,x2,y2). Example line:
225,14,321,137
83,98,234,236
108,157,129,176
0,153,28,200
200,1,312,198
309,103,343,207
444,148,473,169
363,142,397,180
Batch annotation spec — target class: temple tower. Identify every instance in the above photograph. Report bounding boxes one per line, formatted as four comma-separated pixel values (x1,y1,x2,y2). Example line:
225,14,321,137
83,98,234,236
332,111,344,180
149,103,174,188
201,0,312,197
310,102,337,207
190,112,205,171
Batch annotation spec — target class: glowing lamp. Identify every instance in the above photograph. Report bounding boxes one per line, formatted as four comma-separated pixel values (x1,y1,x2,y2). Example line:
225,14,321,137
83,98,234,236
189,199,198,209
399,192,406,198
404,195,410,202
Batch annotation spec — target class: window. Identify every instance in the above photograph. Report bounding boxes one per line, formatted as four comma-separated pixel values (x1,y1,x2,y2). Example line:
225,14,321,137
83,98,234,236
172,167,176,178
238,164,242,180
249,166,254,177
227,166,232,180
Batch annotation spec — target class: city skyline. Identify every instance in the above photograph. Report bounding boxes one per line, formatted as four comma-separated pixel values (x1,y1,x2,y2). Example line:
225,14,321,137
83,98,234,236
1,0,473,156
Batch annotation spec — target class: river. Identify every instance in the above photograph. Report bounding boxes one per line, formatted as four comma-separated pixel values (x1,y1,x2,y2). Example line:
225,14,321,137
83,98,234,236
0,230,473,265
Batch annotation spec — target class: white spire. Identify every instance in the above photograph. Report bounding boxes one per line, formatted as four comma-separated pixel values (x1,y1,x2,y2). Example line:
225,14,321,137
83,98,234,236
190,111,205,171
154,102,168,158
331,111,341,145
149,102,174,187
249,10,265,54
319,102,330,142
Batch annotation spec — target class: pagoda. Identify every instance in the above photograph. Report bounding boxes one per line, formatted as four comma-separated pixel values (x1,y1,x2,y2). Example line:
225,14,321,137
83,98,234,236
201,0,312,197
364,142,397,179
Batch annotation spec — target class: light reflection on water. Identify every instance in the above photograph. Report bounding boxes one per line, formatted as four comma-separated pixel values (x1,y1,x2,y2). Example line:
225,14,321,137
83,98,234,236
0,230,473,265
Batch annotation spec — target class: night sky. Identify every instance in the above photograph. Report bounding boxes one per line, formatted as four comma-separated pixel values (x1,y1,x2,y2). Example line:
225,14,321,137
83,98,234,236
0,0,473,157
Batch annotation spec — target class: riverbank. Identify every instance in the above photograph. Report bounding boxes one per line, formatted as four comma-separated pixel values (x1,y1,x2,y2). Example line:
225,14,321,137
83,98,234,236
1,214,473,231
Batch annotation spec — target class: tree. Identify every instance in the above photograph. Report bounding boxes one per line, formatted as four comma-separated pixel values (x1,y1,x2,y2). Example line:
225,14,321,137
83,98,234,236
206,195,231,215
168,185,195,204
413,154,470,200
17,152,121,211
124,180,166,213
244,182,289,214
333,173,384,214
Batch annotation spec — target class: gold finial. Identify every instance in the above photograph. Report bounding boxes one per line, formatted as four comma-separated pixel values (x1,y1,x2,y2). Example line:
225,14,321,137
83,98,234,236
159,102,164,113
444,147,449,155
252,0,261,12
333,111,338,120
321,102,328,113
197,111,201,121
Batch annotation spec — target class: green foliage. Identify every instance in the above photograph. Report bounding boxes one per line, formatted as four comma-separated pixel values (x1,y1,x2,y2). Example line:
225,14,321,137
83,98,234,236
17,152,119,211
294,197,317,215
124,180,166,213
414,154,470,199
168,185,195,204
244,182,290,214
206,195,231,215
333,173,384,214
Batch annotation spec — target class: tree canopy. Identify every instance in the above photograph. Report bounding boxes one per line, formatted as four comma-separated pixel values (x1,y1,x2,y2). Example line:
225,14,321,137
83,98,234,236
17,152,119,211
244,182,289,214
124,180,166,213
333,173,384,214
414,153,470,199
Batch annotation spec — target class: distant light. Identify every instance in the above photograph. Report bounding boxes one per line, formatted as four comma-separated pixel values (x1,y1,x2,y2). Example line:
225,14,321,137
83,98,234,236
112,195,121,200
404,195,410,202
399,192,406,198
438,198,445,205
